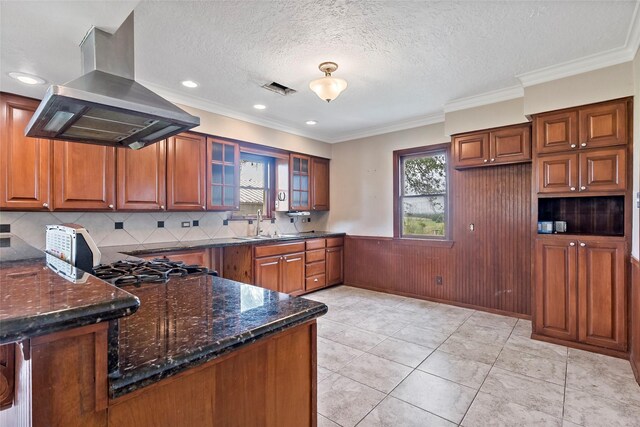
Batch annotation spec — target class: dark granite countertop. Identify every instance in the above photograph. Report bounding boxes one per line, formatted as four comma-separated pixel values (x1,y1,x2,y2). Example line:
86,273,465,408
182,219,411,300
108,275,327,398
0,239,140,344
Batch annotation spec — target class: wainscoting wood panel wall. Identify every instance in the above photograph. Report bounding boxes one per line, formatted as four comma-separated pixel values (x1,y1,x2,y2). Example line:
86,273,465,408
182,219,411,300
345,163,532,316
631,257,640,385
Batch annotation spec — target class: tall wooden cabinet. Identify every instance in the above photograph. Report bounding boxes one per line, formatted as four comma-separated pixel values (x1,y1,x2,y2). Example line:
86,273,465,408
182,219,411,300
452,123,531,169
166,133,207,211
117,141,166,210
206,137,239,211
310,157,330,211
53,141,116,210
0,94,51,210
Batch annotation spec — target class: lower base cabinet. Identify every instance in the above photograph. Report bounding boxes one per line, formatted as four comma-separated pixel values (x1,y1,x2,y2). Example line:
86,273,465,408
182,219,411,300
326,246,344,286
253,242,306,295
534,236,626,351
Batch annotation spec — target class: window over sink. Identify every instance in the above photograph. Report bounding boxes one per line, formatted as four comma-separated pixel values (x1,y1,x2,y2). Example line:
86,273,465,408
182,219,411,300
232,153,275,218
394,144,450,240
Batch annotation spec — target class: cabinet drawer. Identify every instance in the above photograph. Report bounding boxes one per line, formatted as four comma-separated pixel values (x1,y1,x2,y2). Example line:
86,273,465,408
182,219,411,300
306,248,326,263
306,274,326,291
254,241,305,258
306,238,326,250
305,261,325,277
326,237,344,248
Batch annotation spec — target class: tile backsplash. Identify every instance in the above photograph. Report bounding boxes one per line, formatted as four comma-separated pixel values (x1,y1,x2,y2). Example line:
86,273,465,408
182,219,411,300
0,210,328,250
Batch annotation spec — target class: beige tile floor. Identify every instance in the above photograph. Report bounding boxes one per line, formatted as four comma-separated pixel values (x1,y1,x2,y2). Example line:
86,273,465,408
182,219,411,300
305,286,640,427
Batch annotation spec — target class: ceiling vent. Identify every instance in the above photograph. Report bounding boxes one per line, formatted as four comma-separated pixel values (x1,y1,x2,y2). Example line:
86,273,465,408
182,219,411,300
262,82,297,96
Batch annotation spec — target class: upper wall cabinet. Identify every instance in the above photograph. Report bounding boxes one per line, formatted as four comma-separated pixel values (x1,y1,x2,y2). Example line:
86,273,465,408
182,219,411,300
452,123,531,169
0,94,51,210
310,157,330,211
535,100,627,154
53,141,116,210
166,133,207,211
117,140,167,211
206,137,239,211
290,154,311,211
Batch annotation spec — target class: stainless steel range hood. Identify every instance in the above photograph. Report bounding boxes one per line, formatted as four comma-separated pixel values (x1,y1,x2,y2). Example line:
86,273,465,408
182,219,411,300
25,12,199,149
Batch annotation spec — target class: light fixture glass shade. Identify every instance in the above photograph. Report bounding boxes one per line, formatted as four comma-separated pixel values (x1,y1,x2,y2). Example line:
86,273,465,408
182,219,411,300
309,76,347,103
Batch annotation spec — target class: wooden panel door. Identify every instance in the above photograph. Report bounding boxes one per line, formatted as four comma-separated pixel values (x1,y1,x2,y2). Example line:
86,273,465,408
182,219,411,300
534,238,578,341
535,110,578,154
489,125,531,165
290,154,311,211
452,132,488,168
206,137,239,211
326,246,344,286
117,140,166,210
579,148,626,193
577,240,626,350
53,141,116,210
281,252,305,294
311,157,330,211
537,153,578,194
254,255,281,292
578,101,627,149
0,94,51,210
167,133,206,211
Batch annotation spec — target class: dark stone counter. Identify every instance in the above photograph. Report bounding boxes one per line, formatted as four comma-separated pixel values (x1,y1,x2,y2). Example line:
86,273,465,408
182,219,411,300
108,275,327,398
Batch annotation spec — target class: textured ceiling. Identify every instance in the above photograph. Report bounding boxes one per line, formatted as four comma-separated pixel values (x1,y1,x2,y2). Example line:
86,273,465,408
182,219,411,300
1,1,638,142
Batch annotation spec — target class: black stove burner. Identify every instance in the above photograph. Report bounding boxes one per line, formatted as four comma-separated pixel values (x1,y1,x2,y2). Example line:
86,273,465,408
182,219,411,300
93,258,215,287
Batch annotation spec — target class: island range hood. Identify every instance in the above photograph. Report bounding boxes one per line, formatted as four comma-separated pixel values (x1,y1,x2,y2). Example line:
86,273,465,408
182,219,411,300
25,12,199,150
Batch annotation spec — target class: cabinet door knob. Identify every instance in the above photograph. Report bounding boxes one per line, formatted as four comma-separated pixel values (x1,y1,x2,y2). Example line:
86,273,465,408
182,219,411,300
581,143,587,147
580,186,587,191
42,203,48,208
490,158,496,162
569,242,576,246
314,278,318,282
580,242,586,247
108,204,114,209
160,205,165,210
483,159,488,163
202,206,206,210
570,187,576,191
570,144,577,148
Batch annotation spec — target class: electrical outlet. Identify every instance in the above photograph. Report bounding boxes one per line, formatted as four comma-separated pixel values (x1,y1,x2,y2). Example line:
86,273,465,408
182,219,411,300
290,218,294,223
248,220,253,225
435,276,443,285
181,221,190,228
223,219,229,226
192,220,199,227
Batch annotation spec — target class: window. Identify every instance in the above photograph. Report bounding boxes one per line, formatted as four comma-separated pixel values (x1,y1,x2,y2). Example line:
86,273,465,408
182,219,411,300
394,144,449,239
234,153,274,218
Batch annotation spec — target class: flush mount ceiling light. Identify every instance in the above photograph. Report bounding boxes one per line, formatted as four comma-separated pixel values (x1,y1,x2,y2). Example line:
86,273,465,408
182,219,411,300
253,104,267,110
181,80,198,88
9,72,45,85
309,62,347,103
305,120,317,125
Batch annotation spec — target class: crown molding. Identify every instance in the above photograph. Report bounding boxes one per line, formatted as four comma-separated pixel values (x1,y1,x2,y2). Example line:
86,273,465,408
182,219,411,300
137,79,329,143
326,112,445,144
518,2,640,87
443,85,524,113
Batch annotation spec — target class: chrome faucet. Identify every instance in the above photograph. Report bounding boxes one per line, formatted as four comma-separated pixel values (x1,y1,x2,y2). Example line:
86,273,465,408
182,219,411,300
256,209,262,236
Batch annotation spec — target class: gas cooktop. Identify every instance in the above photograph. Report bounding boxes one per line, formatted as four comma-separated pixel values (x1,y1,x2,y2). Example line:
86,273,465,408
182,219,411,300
92,258,214,287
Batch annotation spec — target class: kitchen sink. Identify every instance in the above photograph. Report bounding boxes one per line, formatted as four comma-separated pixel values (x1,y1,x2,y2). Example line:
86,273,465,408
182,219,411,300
233,234,299,241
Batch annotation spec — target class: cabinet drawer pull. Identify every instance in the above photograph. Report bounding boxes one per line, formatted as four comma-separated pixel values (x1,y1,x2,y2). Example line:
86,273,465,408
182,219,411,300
108,204,114,209
580,186,586,191
570,144,577,148
42,203,48,208
483,159,488,163
569,242,576,247
570,187,576,191
490,158,495,162
581,143,587,147
314,278,319,282
580,242,586,247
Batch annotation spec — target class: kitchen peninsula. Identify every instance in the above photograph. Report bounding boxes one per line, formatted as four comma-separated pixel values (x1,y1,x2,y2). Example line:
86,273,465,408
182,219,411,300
0,235,328,427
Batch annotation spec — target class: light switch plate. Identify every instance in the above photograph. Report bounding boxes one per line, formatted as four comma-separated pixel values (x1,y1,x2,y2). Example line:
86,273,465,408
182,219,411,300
181,222,190,228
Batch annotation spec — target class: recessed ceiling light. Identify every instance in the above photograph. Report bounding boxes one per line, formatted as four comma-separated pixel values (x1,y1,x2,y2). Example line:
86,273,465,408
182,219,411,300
253,104,267,110
181,80,198,88
9,72,45,85
306,120,318,125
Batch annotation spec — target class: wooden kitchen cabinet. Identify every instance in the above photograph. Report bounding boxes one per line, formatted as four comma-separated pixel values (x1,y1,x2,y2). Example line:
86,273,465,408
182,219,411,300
534,236,627,351
537,148,625,195
535,110,579,154
0,93,51,210
577,240,626,351
53,141,116,210
326,246,344,286
290,154,311,211
166,133,207,211
254,242,306,294
206,137,239,211
578,100,627,149
138,249,212,269
452,123,531,169
117,140,167,210
534,238,578,341
310,157,330,211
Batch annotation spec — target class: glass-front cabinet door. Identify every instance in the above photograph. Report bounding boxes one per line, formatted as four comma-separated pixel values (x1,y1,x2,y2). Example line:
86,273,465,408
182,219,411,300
207,137,240,210
290,154,310,211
